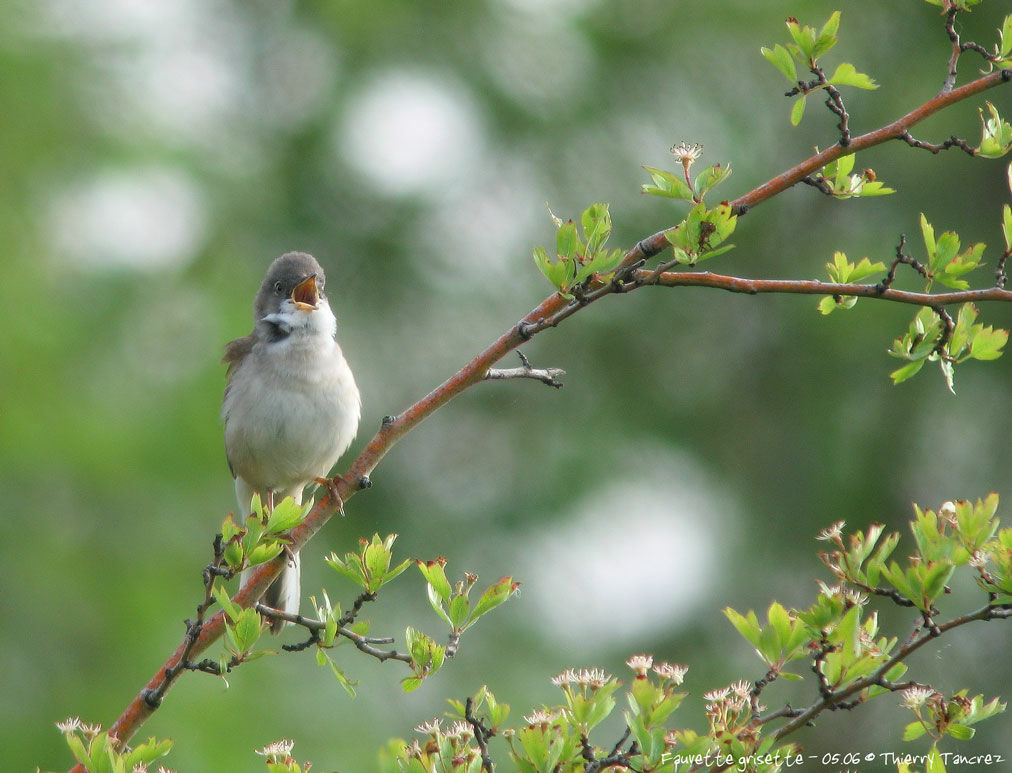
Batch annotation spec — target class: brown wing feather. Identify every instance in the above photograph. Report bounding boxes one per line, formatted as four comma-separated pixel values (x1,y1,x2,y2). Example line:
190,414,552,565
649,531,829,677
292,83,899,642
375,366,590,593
222,334,254,377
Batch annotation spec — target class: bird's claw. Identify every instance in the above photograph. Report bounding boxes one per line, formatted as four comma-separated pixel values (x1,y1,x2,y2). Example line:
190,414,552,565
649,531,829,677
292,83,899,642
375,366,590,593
315,476,346,514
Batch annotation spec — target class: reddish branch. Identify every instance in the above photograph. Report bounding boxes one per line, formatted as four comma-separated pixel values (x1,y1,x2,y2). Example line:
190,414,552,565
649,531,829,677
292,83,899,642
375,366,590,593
69,64,1010,771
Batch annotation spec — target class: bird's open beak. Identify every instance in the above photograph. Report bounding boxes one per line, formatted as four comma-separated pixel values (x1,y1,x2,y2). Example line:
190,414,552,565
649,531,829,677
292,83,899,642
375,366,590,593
291,274,320,311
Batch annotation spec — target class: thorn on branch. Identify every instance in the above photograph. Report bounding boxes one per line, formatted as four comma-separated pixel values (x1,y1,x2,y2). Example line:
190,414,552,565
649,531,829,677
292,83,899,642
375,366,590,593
484,351,566,388
898,130,975,156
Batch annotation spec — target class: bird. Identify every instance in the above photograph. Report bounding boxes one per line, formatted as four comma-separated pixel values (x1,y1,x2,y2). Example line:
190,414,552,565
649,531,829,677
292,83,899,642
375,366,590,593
222,252,361,632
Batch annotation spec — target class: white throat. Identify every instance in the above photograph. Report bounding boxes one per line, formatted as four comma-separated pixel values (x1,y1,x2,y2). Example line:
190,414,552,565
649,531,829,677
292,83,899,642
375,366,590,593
261,298,338,339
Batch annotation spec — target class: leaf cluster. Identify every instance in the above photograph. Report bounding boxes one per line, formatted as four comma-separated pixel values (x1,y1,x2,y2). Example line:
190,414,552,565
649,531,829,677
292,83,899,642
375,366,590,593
761,13,877,126
532,203,625,299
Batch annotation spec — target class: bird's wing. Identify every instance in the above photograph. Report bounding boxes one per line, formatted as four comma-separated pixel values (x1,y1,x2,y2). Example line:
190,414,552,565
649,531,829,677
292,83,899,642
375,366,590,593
222,334,254,378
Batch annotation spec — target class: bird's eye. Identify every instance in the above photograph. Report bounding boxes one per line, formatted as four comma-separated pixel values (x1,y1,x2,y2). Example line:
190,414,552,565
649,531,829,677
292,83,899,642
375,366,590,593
274,281,283,294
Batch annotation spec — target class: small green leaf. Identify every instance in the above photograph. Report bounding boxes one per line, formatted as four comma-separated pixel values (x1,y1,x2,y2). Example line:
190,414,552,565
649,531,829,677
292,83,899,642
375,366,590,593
417,560,452,602
978,101,1012,158
790,95,807,126
642,166,694,201
970,326,1008,360
556,221,580,260
264,496,309,535
1002,203,1012,253
786,17,817,61
827,62,878,89
890,359,925,384
818,295,839,315
693,163,733,200
471,576,518,620
902,721,928,741
948,724,975,741
401,676,423,693
920,213,936,257
761,44,796,81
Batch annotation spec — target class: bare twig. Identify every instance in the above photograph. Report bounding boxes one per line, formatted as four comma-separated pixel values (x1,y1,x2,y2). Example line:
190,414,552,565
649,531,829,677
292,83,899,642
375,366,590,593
484,351,565,388
254,603,411,663
465,697,495,773
898,130,976,156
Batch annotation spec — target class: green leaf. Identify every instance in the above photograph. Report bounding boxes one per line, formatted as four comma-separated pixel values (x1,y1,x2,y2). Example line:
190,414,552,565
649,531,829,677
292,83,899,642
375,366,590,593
810,12,841,61
970,326,1008,360
471,576,518,620
978,101,1012,159
417,559,452,602
920,213,936,257
212,583,242,620
1002,203,1011,253
818,295,840,315
890,359,925,385
401,676,423,693
902,721,928,741
264,496,309,534
235,608,263,650
827,62,877,89
999,14,1012,59
724,607,761,649
693,163,732,200
948,724,975,740
642,166,695,201
761,44,796,81
786,17,817,61
448,593,471,629
790,94,807,126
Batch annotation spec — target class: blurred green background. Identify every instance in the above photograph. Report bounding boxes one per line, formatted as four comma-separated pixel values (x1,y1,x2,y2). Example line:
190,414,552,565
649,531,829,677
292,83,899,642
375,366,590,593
3,0,1011,770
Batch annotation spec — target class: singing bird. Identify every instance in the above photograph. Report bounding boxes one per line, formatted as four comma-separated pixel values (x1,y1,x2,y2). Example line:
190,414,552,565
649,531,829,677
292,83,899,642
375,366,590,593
222,252,361,632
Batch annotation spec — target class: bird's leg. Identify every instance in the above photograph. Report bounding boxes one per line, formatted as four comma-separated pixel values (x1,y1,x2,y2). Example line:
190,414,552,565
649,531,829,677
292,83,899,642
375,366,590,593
265,489,276,512
315,476,348,515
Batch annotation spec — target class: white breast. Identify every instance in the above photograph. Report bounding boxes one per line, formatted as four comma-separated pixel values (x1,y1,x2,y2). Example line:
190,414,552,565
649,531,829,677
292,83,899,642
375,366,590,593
223,307,361,492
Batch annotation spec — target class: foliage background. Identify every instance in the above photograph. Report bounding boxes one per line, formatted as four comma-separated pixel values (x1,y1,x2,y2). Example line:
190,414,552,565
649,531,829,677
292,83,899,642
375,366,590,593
3,0,1011,770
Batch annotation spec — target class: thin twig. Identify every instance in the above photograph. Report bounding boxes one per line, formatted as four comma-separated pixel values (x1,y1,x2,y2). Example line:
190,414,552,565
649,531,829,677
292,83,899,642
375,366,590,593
898,130,975,156
484,351,565,388
256,603,411,663
465,697,495,773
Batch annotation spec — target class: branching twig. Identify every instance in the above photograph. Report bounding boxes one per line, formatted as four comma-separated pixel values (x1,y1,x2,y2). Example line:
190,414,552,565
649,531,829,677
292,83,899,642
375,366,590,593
772,603,1012,741
465,697,495,773
484,351,565,388
878,234,929,292
141,535,234,708
898,129,976,156
642,269,1012,308
254,603,411,663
